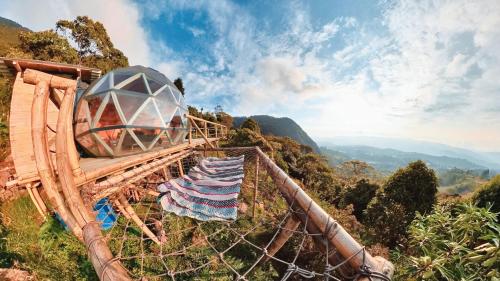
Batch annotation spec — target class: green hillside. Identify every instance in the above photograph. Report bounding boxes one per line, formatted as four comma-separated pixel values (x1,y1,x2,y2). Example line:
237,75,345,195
0,17,29,56
233,115,320,152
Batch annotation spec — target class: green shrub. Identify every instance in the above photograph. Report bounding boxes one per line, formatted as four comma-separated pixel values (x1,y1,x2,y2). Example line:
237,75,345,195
474,175,500,215
394,203,500,280
364,161,438,247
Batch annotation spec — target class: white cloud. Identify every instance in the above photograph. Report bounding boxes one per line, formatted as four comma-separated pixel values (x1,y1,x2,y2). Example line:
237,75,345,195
0,0,152,65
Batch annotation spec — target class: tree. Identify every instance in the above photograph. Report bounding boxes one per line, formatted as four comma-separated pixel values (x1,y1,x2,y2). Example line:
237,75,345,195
473,175,500,215
339,179,379,221
173,78,185,96
240,118,261,134
14,30,79,64
364,160,438,247
56,16,128,73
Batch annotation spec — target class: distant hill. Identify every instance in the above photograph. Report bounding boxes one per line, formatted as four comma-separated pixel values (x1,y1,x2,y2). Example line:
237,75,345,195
233,115,320,152
0,16,29,56
320,136,500,171
321,145,489,174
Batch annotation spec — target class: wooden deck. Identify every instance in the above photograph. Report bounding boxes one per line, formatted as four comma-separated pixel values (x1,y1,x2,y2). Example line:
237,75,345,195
77,138,216,185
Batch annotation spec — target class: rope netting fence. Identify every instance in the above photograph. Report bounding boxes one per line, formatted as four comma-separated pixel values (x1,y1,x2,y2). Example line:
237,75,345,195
92,148,391,280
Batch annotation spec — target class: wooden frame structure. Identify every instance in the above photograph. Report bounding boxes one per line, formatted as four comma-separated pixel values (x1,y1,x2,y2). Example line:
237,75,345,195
3,57,392,280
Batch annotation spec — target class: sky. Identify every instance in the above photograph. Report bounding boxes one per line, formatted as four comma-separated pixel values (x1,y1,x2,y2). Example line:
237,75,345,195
1,0,500,151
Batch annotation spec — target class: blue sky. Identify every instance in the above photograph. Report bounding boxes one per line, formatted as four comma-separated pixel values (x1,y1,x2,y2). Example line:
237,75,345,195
2,0,500,151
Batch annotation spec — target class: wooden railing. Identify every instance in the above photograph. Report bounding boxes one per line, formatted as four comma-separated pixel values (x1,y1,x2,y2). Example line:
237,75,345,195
186,114,228,148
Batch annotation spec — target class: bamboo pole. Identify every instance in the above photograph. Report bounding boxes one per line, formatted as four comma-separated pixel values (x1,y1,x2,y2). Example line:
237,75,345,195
177,159,184,177
23,69,76,89
264,215,301,260
255,147,394,280
31,80,83,239
189,119,215,149
252,156,259,219
56,86,94,227
117,194,160,244
113,199,131,220
26,183,47,220
83,222,131,281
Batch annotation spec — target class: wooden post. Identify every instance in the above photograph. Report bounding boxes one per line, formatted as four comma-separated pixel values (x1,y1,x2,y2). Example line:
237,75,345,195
264,215,301,260
215,125,218,138
177,159,184,177
190,119,215,149
188,120,192,144
204,121,208,137
161,166,170,181
252,156,259,219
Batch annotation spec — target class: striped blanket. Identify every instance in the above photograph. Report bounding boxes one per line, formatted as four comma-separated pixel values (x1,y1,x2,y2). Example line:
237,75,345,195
158,155,244,221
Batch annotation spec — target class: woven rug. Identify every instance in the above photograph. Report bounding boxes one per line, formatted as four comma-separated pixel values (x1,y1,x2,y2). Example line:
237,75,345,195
158,155,244,221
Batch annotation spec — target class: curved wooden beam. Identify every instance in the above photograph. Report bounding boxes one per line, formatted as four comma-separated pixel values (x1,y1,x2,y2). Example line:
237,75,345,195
56,86,94,227
31,80,82,239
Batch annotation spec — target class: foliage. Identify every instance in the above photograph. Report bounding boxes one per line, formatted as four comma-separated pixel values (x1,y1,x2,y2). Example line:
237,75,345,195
0,195,97,280
13,30,79,64
364,161,438,247
56,16,129,73
339,179,379,221
173,78,185,96
393,203,500,280
473,175,500,215
240,118,261,134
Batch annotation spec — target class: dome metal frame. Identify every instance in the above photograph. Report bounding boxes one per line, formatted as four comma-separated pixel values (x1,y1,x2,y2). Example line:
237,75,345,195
74,67,189,157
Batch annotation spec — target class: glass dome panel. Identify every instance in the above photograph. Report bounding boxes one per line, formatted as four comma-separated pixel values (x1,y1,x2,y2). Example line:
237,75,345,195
74,65,189,157
115,92,148,122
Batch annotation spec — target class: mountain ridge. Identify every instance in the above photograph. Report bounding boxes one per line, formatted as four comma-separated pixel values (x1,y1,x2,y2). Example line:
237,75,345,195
320,136,500,170
233,115,320,152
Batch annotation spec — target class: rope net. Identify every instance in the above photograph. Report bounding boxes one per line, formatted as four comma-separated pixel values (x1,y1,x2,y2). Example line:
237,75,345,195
95,148,379,280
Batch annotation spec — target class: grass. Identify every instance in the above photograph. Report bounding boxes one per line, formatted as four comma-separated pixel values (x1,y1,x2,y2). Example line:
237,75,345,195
0,194,98,280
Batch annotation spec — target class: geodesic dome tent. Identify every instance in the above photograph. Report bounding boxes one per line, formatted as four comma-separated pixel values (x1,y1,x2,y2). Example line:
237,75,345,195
74,66,188,157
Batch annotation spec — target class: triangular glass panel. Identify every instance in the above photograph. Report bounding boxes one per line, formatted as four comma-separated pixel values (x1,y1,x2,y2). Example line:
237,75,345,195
132,128,162,149
155,87,177,124
115,92,148,123
91,74,111,94
119,130,144,155
113,72,134,87
92,133,113,156
156,132,171,147
96,129,125,151
74,99,91,135
86,94,107,125
131,100,164,128
75,133,99,156
171,88,182,103
168,108,183,129
166,127,187,145
95,94,123,128
120,75,149,94
146,77,163,94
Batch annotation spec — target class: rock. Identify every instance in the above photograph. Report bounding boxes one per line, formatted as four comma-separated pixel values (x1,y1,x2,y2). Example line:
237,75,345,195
0,268,33,281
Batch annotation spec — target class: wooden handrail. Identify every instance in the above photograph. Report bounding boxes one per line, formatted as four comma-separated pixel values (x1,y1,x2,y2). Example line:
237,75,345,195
186,114,227,128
